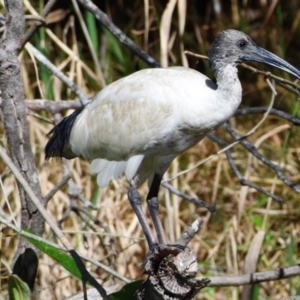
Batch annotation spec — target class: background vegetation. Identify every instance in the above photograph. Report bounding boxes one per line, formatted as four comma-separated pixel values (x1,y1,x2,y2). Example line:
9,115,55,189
1,0,300,299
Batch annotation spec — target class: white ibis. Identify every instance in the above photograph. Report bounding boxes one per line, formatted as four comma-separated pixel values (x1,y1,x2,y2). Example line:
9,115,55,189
46,29,300,248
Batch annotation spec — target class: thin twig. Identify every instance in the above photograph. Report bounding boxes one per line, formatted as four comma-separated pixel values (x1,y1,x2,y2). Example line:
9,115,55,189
67,204,117,267
206,264,300,286
24,15,47,24
21,0,58,48
207,133,284,202
27,44,89,105
235,107,300,126
62,229,144,240
24,99,82,114
176,217,202,247
161,182,216,212
241,62,300,92
77,194,98,210
76,0,161,68
44,175,71,204
223,123,300,194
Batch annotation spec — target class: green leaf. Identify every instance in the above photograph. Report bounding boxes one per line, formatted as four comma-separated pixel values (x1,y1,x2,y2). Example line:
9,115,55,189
253,194,268,208
251,215,263,228
85,10,99,54
296,284,300,295
251,283,259,300
264,231,273,245
202,286,215,296
22,231,82,280
109,281,143,300
8,274,31,300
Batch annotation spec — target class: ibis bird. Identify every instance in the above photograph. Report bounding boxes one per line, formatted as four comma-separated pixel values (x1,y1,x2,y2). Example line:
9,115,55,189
46,29,300,248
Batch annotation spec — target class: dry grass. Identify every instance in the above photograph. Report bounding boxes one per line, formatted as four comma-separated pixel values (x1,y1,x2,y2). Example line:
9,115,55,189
1,0,300,299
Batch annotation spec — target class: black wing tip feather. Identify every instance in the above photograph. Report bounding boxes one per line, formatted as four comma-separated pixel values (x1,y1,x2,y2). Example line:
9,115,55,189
45,105,86,160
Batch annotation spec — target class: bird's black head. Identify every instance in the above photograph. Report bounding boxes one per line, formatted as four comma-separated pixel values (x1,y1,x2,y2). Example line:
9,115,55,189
209,29,300,79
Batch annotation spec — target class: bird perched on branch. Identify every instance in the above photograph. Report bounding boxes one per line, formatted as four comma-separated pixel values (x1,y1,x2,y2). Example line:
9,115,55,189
45,29,300,249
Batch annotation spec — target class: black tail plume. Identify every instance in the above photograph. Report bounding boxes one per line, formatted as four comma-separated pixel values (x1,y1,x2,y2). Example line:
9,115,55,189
45,105,86,159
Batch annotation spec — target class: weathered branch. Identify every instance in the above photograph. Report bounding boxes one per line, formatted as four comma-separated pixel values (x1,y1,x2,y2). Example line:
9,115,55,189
0,0,44,252
25,99,82,114
207,133,284,202
176,217,202,247
207,264,300,286
235,107,300,126
161,182,216,212
136,220,210,300
43,174,71,204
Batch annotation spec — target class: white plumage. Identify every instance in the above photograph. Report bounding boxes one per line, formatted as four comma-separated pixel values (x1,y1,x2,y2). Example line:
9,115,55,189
46,30,300,246
67,66,240,187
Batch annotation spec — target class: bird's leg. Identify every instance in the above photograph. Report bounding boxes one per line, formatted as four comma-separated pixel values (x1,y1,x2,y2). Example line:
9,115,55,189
147,174,167,245
127,184,157,248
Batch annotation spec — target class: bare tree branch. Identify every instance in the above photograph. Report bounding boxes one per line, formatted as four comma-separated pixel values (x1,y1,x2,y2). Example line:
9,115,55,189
0,0,45,253
235,107,300,126
161,182,216,212
207,264,300,286
24,99,82,114
136,220,210,300
43,175,71,204
176,217,202,247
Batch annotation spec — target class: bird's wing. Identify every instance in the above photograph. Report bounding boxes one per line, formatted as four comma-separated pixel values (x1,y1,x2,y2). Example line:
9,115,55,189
69,67,213,161
68,67,215,186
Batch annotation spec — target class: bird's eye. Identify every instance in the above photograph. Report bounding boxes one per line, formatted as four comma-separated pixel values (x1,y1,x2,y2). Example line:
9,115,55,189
237,39,248,49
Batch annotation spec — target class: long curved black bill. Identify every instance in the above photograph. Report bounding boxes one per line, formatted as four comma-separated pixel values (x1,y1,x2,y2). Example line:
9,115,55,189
244,46,300,80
